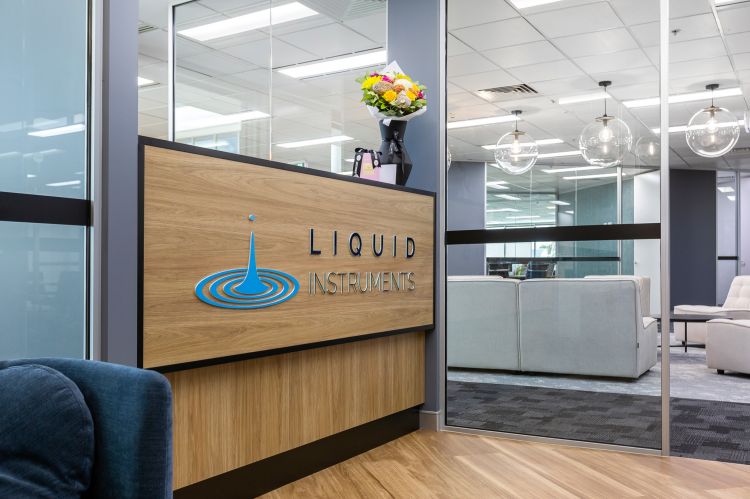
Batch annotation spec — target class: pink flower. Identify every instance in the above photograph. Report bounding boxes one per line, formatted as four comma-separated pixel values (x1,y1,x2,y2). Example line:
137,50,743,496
370,72,380,77
417,90,424,99
381,75,393,83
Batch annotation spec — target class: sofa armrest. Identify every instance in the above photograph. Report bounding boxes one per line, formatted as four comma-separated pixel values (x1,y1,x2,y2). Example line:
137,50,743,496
642,316,657,329
0,359,172,499
674,305,728,316
718,309,750,320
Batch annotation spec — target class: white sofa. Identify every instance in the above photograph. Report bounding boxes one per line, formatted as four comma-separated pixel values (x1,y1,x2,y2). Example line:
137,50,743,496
447,276,520,371
706,319,750,375
674,276,750,344
584,275,651,316
447,276,657,378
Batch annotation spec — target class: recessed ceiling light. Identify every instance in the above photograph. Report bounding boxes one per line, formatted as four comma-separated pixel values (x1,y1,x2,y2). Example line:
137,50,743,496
651,119,745,134
276,135,354,148
718,186,735,193
175,106,269,132
482,138,563,150
278,50,386,78
550,200,570,206
137,76,155,87
558,92,611,105
537,150,582,159
541,166,604,173
28,123,85,138
624,87,742,108
26,174,37,178
564,210,575,214
562,172,624,180
546,205,556,209
487,208,521,213
46,180,81,187
447,114,519,130
495,194,521,201
509,0,566,8
178,2,318,41
728,195,737,201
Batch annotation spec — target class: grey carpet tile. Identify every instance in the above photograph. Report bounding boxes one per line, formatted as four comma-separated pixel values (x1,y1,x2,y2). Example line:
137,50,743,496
446,380,750,465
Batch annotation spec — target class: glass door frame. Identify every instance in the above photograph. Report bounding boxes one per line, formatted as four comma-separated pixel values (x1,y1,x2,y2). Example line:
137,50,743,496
439,0,672,456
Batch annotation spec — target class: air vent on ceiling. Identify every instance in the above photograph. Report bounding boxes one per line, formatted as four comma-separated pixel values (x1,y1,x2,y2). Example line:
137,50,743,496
475,83,538,103
138,23,158,34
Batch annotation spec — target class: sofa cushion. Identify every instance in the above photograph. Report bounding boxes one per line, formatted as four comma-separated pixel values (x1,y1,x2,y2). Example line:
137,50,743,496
0,364,94,499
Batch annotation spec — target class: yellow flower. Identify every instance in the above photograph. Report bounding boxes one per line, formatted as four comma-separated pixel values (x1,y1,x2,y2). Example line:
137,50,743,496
406,90,416,101
361,75,381,90
383,90,397,102
396,73,412,82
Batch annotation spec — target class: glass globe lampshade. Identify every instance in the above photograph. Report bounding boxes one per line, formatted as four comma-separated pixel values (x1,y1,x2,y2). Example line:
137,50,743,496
634,136,660,166
685,105,740,158
494,129,538,175
579,115,632,167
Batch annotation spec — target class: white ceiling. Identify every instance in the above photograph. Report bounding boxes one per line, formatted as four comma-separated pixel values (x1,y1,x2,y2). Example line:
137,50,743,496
138,0,750,191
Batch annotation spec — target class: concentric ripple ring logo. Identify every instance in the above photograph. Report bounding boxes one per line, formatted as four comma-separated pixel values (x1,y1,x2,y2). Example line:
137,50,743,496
195,215,299,309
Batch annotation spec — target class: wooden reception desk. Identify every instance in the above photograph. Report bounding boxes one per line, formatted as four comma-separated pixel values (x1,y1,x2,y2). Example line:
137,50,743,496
138,137,434,497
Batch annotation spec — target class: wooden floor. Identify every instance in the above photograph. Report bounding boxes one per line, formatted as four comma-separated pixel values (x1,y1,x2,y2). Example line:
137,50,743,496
263,430,750,498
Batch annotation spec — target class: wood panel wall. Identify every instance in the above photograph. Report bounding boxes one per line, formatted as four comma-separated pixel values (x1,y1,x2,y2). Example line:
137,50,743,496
142,144,434,369
165,331,425,490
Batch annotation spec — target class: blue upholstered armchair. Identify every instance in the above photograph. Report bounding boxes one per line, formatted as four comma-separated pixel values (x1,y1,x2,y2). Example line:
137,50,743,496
0,358,173,499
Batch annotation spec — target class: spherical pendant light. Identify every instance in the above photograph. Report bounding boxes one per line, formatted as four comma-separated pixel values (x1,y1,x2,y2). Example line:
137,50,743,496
634,136,660,166
685,84,740,158
579,81,633,168
494,110,538,175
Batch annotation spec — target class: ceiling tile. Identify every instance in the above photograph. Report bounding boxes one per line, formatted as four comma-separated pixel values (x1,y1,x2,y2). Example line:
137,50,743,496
482,40,565,68
277,23,379,59
448,0,518,30
609,0,658,26
179,51,257,76
448,53,499,77
452,17,544,51
525,3,623,39
732,52,750,71
670,56,734,80
450,69,519,92
448,34,474,56
589,66,659,86
507,59,584,83
574,48,652,74
719,4,750,35
341,12,387,44
630,13,719,48
553,28,639,59
726,31,750,55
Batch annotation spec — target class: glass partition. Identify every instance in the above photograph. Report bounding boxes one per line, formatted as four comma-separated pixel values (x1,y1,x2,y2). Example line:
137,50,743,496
170,0,386,172
446,0,663,451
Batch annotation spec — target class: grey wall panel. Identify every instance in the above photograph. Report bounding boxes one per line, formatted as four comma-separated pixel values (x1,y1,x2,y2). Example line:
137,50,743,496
388,0,444,413
447,161,485,275
101,0,139,365
670,169,717,306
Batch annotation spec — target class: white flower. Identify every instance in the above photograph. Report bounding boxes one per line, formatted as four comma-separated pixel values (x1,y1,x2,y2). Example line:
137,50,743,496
393,92,412,108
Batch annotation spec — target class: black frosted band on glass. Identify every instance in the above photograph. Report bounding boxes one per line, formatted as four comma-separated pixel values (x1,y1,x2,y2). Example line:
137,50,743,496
0,191,90,226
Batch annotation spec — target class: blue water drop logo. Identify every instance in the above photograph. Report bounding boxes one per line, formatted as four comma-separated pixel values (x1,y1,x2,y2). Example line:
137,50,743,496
194,215,299,309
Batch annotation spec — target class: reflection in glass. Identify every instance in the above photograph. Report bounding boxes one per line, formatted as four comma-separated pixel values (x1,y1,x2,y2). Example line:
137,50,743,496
0,222,86,360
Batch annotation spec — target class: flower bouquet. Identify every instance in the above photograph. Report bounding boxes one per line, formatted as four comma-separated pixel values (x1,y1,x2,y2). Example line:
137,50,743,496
357,61,427,124
356,61,426,185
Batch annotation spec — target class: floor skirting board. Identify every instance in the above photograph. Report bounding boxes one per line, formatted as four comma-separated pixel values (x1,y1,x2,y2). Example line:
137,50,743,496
173,406,420,499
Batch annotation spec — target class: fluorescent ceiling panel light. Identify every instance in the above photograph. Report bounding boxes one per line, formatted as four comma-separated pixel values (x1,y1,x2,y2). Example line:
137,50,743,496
558,92,610,105
447,114,519,130
28,123,85,138
487,181,509,190
565,210,575,214
487,208,521,213
178,2,318,41
624,87,742,108
718,186,735,193
728,195,737,201
651,119,745,134
495,194,521,201
276,135,353,148
46,180,81,187
26,174,36,178
278,50,386,78
563,172,623,180
537,150,582,159
137,76,155,87
509,0,565,8
482,138,563,150
487,184,509,190
175,106,269,132
546,206,556,209
550,200,570,206
541,166,603,173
